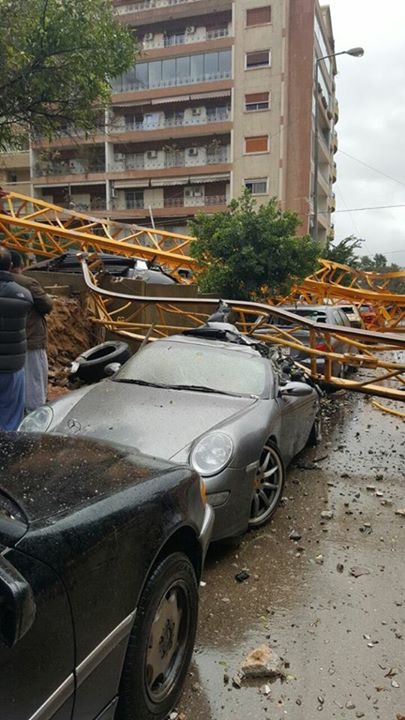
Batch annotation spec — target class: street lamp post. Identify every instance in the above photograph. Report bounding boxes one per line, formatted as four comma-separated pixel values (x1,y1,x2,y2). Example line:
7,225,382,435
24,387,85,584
312,47,364,244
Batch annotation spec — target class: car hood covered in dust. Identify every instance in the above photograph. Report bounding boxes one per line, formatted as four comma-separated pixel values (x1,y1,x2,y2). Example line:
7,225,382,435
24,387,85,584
53,379,259,459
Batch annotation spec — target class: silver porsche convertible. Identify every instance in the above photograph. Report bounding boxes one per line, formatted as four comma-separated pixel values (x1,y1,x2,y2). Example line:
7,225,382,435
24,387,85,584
20,324,321,541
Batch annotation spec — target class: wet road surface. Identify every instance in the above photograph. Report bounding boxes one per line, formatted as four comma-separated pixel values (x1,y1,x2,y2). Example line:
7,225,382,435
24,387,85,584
178,391,405,719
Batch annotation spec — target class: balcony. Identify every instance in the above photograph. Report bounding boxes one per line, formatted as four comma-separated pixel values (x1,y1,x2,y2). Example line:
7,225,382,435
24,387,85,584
115,0,202,14
111,108,231,134
164,194,226,207
33,159,105,178
143,25,230,50
110,147,230,172
113,70,231,94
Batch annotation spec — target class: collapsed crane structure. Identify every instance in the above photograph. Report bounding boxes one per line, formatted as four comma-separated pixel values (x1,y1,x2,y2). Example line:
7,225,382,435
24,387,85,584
1,190,404,403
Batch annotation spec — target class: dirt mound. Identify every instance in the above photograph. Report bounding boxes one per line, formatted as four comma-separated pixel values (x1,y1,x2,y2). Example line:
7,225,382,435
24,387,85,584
47,296,97,389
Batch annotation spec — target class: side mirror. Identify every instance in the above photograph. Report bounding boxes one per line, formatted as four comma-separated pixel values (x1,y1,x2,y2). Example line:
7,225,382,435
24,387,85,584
0,556,36,647
104,362,121,376
279,382,313,398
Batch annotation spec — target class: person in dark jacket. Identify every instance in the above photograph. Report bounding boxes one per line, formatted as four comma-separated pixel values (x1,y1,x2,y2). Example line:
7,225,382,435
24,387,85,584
0,246,33,430
10,251,53,412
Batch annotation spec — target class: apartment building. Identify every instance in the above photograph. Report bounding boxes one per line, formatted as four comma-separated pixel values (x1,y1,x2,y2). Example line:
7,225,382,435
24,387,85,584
6,0,338,244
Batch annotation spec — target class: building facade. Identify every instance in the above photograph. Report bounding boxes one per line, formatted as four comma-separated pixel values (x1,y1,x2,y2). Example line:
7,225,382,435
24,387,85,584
3,1,338,244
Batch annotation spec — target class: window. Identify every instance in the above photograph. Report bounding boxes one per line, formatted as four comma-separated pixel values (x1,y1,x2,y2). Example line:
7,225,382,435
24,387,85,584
245,178,268,195
247,6,271,26
112,50,232,92
246,50,271,69
125,190,144,209
245,92,270,111
245,135,269,153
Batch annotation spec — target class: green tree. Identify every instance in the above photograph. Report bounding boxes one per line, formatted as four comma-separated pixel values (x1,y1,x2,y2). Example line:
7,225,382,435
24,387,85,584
0,0,137,149
189,191,321,300
323,235,364,266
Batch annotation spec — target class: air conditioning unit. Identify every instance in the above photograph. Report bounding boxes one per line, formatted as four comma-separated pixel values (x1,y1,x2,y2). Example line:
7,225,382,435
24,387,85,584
188,147,199,156
186,25,196,34
191,107,202,116
146,150,158,159
114,153,125,161
193,187,203,196
144,32,154,41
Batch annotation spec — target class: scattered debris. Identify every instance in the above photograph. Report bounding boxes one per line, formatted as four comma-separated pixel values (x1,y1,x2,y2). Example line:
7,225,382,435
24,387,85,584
241,645,286,680
395,508,405,517
320,510,334,520
289,530,302,541
350,566,371,578
235,570,250,583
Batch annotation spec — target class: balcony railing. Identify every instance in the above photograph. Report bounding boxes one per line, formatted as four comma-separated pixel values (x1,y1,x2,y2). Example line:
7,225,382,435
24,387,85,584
33,161,105,177
112,69,231,94
143,27,230,49
111,148,230,172
164,194,226,207
70,198,107,211
111,109,231,133
115,0,202,14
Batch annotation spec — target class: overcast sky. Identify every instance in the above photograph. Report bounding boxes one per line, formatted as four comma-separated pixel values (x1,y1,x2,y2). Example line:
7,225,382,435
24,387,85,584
326,0,405,266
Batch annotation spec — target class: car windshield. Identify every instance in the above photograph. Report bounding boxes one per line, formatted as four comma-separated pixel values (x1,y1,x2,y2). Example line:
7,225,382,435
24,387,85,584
114,340,268,397
269,309,328,326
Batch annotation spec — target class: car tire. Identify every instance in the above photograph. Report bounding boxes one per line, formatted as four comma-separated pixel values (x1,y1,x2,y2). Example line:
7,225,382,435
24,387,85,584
116,553,199,720
249,440,285,529
70,341,131,383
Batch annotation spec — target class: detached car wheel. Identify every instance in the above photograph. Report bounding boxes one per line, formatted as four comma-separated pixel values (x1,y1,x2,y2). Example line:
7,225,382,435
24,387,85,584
249,440,285,529
116,553,198,720
70,341,131,383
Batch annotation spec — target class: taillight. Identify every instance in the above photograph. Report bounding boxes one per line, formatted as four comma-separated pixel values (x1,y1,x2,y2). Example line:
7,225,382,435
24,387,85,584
316,342,327,351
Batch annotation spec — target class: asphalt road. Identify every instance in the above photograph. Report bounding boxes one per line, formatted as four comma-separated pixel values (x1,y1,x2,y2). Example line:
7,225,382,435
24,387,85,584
178,390,405,720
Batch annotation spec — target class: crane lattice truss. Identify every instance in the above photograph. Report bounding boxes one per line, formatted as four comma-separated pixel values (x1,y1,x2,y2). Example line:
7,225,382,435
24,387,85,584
81,258,405,403
1,190,404,400
0,191,404,327
0,190,198,281
290,259,405,331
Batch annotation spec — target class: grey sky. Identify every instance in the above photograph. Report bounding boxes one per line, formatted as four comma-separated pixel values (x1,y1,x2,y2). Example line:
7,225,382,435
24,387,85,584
327,0,405,266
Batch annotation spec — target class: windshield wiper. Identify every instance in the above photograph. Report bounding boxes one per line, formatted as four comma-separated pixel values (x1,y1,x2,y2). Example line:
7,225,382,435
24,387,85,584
114,378,170,389
165,384,240,396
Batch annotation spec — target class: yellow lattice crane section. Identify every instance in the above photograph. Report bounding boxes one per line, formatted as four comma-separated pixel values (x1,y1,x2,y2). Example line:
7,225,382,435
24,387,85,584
1,190,404,328
0,189,198,281
80,257,405,403
288,259,405,330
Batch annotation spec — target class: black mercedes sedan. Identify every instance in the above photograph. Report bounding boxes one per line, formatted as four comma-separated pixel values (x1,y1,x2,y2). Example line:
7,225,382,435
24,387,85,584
0,432,213,720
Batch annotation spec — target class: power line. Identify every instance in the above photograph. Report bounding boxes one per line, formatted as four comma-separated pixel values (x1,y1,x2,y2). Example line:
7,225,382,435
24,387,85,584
317,203,405,215
338,150,405,189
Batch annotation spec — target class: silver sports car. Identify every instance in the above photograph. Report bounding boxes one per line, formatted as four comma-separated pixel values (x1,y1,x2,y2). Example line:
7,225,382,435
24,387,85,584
20,323,321,541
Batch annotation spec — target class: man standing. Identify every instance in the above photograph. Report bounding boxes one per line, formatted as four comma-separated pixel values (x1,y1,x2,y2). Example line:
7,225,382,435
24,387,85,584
10,251,53,412
0,247,33,430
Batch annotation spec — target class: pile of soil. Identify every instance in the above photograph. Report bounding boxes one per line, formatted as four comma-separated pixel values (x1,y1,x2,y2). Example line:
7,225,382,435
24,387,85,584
47,295,98,394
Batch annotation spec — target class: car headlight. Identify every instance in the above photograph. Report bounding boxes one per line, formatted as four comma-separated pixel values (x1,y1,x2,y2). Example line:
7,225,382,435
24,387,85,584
18,406,54,433
190,432,233,477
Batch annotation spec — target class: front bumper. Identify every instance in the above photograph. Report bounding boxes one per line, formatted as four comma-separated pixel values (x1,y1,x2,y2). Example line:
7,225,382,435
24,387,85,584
205,464,257,542
198,503,215,561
